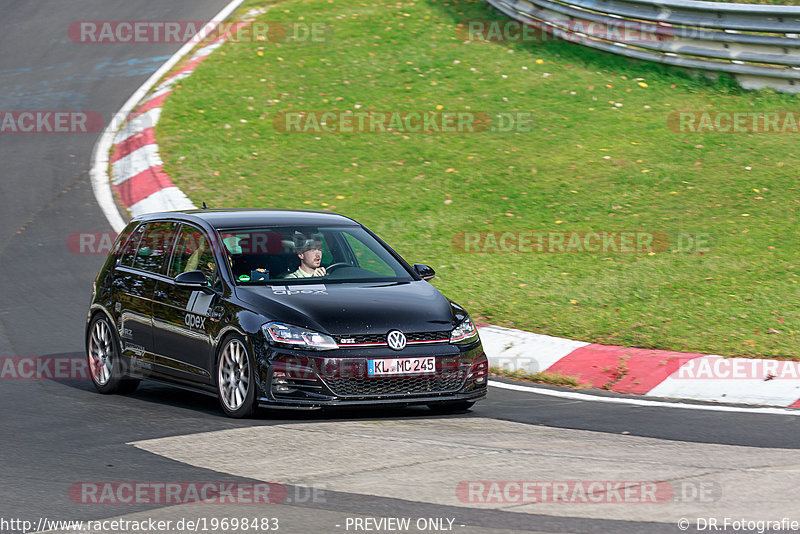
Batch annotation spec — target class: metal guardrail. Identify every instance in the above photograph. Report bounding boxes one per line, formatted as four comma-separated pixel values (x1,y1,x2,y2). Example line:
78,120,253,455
482,0,800,92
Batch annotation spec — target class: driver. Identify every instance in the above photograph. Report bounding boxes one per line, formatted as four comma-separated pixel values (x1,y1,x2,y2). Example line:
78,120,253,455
286,235,327,278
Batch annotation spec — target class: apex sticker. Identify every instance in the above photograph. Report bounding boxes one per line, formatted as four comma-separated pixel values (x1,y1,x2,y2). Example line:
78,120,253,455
270,284,328,296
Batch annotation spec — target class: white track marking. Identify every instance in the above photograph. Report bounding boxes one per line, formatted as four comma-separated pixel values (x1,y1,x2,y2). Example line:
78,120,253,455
488,379,800,416
90,0,246,232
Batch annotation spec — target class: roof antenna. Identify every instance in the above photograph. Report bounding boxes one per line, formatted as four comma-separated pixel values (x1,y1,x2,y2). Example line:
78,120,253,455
202,201,208,209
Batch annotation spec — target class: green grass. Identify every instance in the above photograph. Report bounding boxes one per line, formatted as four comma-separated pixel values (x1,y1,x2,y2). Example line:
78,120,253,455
490,367,586,388
157,0,800,359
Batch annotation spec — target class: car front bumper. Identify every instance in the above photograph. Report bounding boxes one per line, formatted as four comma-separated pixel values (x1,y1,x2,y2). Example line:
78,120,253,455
256,388,487,410
253,339,488,409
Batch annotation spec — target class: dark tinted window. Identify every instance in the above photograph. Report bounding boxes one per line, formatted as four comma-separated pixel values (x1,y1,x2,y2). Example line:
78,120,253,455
168,225,217,282
119,224,146,267
131,221,178,274
111,225,135,256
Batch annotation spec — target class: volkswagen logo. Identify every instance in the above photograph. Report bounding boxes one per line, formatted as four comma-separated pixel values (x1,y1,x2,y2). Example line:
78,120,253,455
387,330,407,351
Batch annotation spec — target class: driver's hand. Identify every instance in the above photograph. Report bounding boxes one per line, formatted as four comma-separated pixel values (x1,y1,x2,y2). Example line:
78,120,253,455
313,267,327,277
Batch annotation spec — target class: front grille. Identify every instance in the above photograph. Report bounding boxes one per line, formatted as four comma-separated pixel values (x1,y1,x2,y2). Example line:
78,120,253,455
334,330,450,347
408,331,451,342
334,333,386,345
323,373,465,397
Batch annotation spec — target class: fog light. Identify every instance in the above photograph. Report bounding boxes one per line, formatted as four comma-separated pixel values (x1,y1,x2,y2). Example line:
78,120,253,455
468,358,488,386
272,370,293,393
273,380,291,393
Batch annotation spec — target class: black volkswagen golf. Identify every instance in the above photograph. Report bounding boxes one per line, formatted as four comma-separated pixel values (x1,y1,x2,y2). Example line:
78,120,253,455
86,210,487,417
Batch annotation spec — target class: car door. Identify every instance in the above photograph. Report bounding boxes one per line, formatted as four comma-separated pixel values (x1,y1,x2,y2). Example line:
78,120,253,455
111,221,178,372
151,223,221,384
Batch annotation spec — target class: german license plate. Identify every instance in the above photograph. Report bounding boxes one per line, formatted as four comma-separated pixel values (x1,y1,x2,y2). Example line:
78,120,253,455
367,357,436,376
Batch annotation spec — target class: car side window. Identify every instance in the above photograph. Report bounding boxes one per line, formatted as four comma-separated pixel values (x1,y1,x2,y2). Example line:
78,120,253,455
168,225,217,282
119,224,146,267
343,233,396,276
131,221,179,274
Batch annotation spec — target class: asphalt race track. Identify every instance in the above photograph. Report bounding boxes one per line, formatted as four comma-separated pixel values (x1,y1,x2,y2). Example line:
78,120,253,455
1,2,799,533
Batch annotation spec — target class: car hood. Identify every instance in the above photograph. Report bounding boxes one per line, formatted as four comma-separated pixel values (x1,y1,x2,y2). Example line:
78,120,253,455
235,281,459,335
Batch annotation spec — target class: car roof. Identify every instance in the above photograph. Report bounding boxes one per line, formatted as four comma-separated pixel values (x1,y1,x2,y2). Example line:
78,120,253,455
131,209,361,229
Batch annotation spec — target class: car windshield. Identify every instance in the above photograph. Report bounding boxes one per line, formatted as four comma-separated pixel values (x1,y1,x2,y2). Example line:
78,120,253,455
217,225,415,285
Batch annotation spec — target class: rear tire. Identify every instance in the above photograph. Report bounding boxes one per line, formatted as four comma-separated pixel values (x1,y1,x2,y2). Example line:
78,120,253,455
216,335,257,418
427,400,475,413
87,315,139,394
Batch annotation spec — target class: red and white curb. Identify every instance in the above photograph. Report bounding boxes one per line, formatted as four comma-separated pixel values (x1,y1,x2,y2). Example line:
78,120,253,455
108,25,263,217
480,325,800,408
90,0,248,233
90,2,800,410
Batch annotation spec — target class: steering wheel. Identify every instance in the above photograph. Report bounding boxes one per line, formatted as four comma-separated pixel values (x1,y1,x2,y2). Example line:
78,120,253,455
325,262,350,273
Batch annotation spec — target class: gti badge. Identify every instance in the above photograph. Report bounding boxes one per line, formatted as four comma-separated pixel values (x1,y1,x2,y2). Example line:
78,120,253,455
387,330,407,351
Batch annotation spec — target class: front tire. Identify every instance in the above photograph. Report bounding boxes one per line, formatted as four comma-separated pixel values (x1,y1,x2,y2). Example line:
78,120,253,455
216,336,257,418
87,315,139,394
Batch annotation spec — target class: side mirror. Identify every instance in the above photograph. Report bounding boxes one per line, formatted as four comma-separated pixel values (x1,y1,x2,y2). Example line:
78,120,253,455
175,270,214,294
412,263,436,281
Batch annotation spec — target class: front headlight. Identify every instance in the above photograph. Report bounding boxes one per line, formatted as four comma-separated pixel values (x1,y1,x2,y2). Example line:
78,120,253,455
262,322,338,351
450,316,478,344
